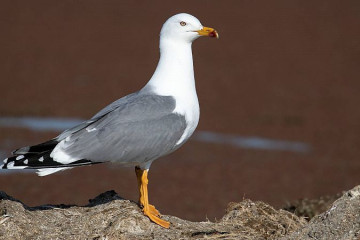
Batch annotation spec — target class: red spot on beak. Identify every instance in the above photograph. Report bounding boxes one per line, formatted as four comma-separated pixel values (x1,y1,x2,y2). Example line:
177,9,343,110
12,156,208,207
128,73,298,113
209,31,218,38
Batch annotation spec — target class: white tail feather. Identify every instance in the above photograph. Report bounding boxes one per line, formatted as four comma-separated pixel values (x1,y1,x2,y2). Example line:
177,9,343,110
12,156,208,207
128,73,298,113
36,167,72,176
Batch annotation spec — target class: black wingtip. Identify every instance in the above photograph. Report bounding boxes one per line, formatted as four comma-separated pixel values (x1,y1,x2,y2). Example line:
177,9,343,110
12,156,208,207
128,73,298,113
12,139,58,155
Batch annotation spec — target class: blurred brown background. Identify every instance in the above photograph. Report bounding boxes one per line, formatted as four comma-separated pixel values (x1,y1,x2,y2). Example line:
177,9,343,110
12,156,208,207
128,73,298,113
0,0,359,221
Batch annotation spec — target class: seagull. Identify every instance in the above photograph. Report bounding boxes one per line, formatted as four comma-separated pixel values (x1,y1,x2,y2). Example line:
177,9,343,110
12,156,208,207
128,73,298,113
1,13,218,228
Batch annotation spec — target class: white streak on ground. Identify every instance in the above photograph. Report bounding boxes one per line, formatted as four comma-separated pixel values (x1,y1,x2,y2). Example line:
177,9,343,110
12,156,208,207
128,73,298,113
0,117,84,132
193,131,311,153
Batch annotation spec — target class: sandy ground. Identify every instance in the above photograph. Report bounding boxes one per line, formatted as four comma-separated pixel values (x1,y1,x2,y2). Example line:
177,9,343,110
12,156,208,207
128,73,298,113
0,0,359,221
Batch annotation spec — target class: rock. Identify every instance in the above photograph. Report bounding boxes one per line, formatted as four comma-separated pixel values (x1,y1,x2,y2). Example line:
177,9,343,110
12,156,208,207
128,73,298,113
283,193,341,220
282,186,360,240
0,190,305,239
1,186,360,239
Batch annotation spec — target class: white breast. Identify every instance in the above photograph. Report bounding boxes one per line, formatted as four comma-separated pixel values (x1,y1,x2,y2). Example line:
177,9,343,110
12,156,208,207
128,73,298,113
173,92,199,146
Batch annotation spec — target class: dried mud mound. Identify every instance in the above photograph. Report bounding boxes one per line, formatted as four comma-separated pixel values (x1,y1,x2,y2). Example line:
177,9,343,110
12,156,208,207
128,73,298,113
283,193,341,220
0,186,359,240
283,186,360,240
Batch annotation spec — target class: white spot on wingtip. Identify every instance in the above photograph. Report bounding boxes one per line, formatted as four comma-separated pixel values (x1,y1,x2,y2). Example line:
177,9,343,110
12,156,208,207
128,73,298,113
39,156,44,162
6,161,26,169
3,158,8,163
23,159,28,164
16,155,24,160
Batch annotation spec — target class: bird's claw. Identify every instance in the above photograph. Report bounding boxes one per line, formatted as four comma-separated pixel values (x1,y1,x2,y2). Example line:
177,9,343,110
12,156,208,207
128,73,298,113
143,206,170,228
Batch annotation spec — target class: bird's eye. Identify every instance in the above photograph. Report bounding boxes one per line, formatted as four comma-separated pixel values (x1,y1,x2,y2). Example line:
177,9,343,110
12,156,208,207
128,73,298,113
180,21,187,26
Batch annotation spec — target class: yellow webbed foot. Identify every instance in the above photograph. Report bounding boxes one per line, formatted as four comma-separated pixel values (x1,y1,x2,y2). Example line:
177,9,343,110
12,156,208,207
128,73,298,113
143,206,170,228
148,204,160,216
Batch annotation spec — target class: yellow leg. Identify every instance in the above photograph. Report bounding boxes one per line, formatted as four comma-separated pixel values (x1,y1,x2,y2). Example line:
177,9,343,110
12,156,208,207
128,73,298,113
135,167,170,228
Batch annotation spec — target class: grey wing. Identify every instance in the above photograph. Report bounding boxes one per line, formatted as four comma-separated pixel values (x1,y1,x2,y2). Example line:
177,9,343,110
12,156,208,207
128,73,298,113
56,119,97,141
91,92,138,119
54,94,187,165
56,92,139,141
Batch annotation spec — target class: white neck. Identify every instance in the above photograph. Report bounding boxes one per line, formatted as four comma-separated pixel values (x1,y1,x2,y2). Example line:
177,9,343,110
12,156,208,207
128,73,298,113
143,39,196,97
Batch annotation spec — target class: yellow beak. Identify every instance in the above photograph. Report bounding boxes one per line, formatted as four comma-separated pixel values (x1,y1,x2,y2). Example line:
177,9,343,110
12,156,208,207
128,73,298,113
196,27,219,39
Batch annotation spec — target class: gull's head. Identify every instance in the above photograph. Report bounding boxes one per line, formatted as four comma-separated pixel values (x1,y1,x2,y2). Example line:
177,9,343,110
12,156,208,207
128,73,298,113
160,13,219,43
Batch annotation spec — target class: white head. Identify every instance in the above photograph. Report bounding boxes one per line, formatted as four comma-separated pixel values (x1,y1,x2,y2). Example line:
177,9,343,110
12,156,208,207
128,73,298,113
160,13,218,44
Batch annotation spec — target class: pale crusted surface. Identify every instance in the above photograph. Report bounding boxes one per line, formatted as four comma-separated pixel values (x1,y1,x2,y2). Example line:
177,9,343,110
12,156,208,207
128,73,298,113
283,186,360,240
2,186,360,240
0,190,305,240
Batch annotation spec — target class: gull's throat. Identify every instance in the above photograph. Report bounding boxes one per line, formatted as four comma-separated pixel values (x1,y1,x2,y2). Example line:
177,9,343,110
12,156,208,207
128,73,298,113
144,40,196,97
